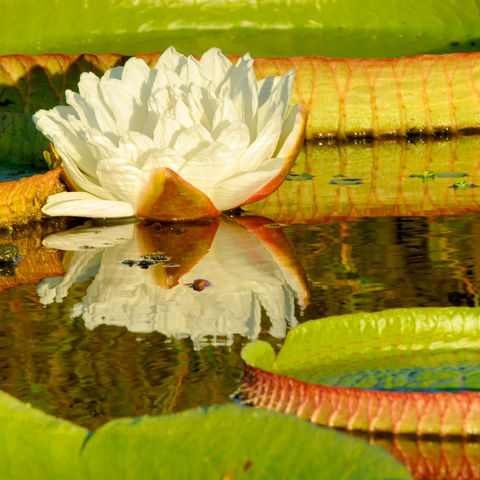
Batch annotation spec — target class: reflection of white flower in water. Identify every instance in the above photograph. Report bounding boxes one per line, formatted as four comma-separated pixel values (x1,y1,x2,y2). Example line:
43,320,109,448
33,47,306,221
38,218,308,348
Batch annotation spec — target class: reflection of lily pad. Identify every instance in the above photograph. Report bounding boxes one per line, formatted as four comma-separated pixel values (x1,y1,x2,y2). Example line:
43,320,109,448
0,390,410,480
330,178,363,185
240,307,480,436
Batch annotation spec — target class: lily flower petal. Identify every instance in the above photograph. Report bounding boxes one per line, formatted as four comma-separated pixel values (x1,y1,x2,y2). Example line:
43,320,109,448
33,47,306,221
42,192,135,218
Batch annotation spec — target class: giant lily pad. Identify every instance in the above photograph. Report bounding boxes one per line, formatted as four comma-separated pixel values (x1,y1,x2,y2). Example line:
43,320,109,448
82,404,411,479
0,389,87,480
240,307,480,436
3,52,480,139
0,388,411,479
0,167,65,228
1,0,480,58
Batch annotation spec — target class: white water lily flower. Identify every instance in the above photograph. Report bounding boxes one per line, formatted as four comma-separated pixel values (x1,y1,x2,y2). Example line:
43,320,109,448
33,47,307,221
37,217,309,349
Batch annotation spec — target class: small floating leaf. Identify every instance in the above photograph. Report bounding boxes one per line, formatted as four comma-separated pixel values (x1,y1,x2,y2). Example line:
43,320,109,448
409,170,436,180
330,178,363,185
286,172,313,181
333,174,345,178
435,172,468,178
450,180,477,190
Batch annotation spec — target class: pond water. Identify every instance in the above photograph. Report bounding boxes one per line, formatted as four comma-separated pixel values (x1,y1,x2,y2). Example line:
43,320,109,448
2,210,480,430
2,137,480,479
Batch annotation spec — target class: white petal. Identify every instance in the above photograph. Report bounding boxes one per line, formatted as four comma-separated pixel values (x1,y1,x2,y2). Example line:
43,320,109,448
42,192,135,218
209,157,283,211
177,142,239,190
199,48,233,87
218,53,258,129
215,120,250,156
34,108,98,178
172,124,213,157
155,46,186,73
75,73,118,134
257,69,295,132
238,104,284,171
139,150,186,173
152,114,182,149
116,131,155,165
274,104,305,157
96,158,148,208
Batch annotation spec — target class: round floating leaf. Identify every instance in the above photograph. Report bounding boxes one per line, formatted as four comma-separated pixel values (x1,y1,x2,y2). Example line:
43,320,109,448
0,390,87,480
5,53,480,139
330,178,363,185
240,307,480,436
83,404,411,480
2,0,480,58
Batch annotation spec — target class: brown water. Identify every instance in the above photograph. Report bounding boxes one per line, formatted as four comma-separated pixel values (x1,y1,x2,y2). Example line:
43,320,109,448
1,211,480,431
3,137,480,480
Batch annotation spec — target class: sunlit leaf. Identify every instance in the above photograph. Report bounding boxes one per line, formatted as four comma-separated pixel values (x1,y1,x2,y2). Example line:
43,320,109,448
0,389,412,480
0,390,87,480
1,0,480,59
82,404,411,479
240,307,480,436
3,51,480,139
245,137,480,223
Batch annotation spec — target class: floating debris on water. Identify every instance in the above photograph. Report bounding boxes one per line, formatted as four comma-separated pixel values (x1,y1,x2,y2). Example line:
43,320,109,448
410,171,468,181
330,178,363,186
286,172,314,181
0,244,22,277
435,172,468,178
450,180,478,190
136,260,155,269
409,170,436,181
265,223,286,228
185,279,211,292
121,251,173,269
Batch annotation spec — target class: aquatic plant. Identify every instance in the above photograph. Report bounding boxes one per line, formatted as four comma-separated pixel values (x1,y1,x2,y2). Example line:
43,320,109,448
33,47,306,221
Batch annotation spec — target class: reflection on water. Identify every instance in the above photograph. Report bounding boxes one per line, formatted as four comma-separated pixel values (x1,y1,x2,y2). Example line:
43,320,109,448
348,432,480,480
246,137,480,223
38,217,308,349
287,213,480,319
3,136,480,478
0,212,477,433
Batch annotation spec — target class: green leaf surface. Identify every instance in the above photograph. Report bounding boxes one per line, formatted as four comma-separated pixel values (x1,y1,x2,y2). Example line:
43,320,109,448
240,307,480,437
0,389,411,480
82,405,411,480
242,306,480,392
0,390,88,480
2,0,480,58
0,112,48,167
